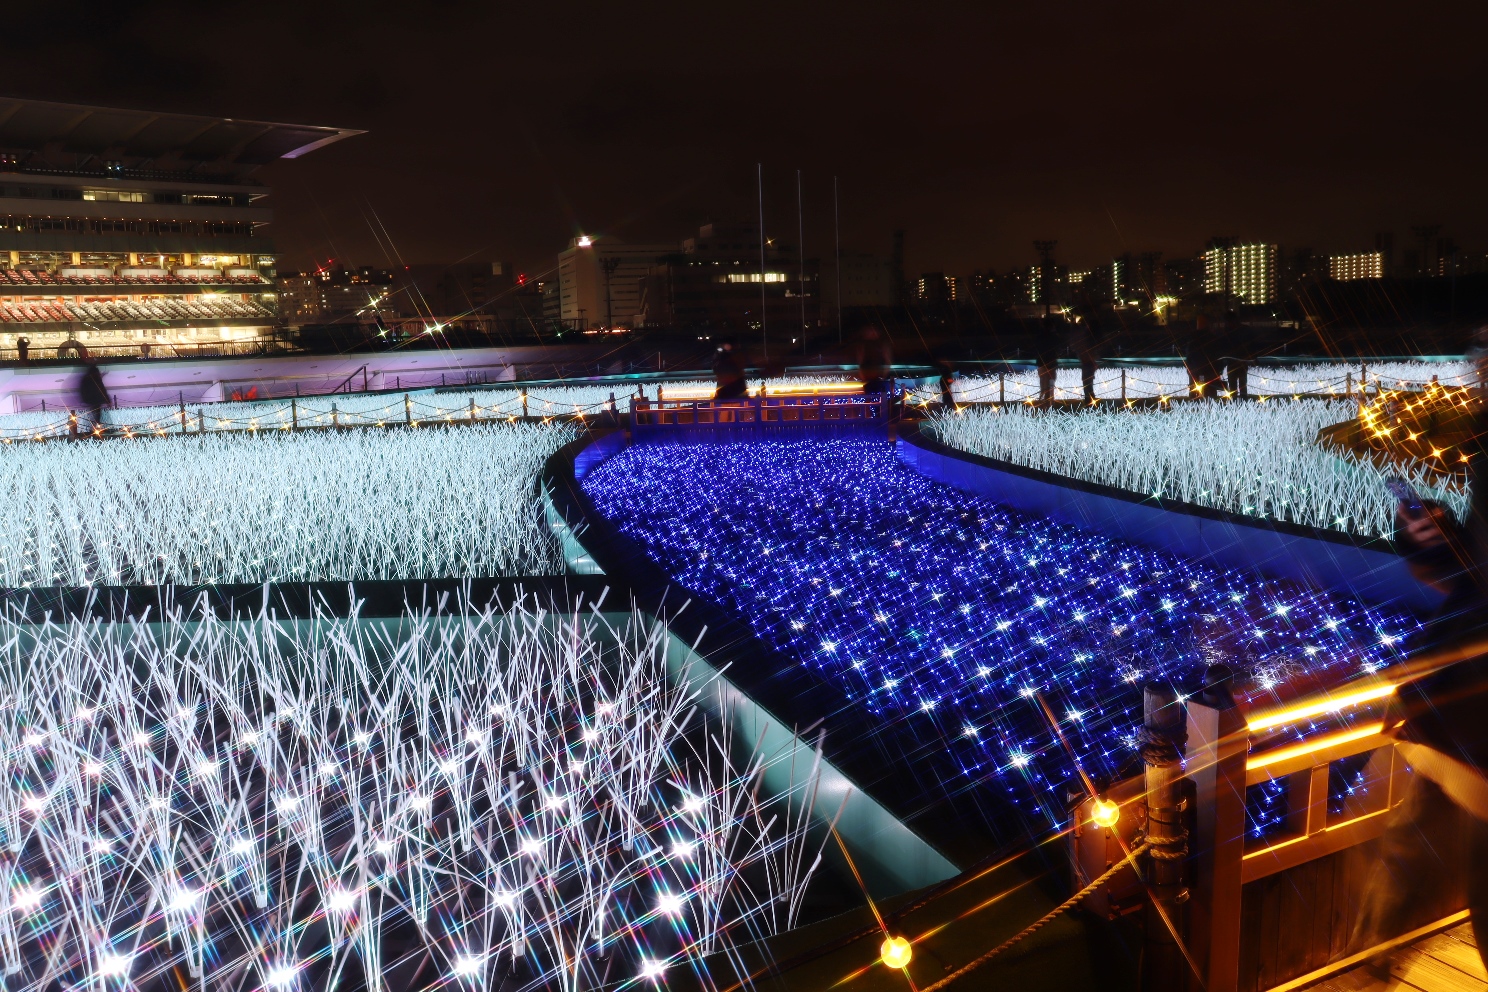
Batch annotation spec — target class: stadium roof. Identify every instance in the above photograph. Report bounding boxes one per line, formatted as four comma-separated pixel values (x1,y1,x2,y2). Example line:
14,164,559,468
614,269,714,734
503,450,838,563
0,98,363,169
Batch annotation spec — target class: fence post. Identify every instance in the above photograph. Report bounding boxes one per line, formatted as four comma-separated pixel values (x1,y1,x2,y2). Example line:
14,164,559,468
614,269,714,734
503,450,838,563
1346,372,1352,398
469,397,476,424
999,371,1005,405
1122,368,1127,402
404,393,412,427
332,402,339,429
1184,666,1247,992
1142,682,1190,992
1361,362,1369,400
521,390,529,419
178,397,187,433
291,398,298,431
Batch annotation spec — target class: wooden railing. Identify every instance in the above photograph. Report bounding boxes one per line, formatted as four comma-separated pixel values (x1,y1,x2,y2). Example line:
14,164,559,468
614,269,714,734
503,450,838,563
629,391,889,432
1071,663,1469,992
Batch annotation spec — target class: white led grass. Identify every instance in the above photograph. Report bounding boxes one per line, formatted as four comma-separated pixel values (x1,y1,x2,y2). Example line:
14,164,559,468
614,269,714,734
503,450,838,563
0,595,826,988
912,361,1473,405
0,421,578,585
927,401,1467,539
0,376,861,438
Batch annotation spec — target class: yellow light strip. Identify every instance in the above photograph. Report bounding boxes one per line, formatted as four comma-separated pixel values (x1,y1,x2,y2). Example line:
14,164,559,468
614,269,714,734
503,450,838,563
1246,722,1385,773
766,381,864,395
1246,683,1397,733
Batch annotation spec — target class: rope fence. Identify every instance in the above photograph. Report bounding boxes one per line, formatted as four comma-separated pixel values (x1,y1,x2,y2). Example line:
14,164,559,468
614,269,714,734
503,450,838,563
0,362,1474,443
0,388,632,443
905,361,1476,407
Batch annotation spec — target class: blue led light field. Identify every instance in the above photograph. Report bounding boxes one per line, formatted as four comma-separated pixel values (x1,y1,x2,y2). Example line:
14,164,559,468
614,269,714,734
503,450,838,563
581,439,1419,845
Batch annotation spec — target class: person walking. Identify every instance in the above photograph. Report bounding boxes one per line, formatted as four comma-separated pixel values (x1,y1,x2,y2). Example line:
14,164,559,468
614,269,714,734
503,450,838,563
1186,314,1222,399
1222,311,1251,399
1035,311,1063,406
712,340,748,400
1347,330,1488,974
856,326,892,395
79,360,109,435
1070,293,1102,403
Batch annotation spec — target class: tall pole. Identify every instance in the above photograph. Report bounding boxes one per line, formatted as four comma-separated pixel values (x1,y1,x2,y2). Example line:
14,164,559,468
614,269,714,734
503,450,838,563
600,256,620,330
797,169,808,350
834,176,843,345
758,163,768,362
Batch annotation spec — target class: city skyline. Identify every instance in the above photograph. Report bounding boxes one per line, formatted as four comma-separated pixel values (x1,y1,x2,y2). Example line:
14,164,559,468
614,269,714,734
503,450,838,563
1,1,1484,278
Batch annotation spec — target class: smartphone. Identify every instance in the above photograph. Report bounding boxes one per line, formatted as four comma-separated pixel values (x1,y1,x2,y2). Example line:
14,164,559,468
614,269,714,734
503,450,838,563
1385,476,1424,514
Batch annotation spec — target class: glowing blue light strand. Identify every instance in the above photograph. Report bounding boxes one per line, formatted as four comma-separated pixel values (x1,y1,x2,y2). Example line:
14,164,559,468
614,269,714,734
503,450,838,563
582,439,1419,843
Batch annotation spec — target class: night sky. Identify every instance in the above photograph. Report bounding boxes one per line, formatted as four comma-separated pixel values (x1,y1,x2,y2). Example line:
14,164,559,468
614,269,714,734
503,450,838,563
4,2,1485,277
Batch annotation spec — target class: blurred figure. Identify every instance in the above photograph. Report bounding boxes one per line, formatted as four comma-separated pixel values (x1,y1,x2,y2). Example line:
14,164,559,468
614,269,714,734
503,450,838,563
1035,311,1063,406
1222,311,1251,398
1070,294,1102,402
939,361,958,408
16,337,28,364
1346,327,1488,973
1186,314,1222,399
79,360,109,434
857,326,892,394
712,340,748,400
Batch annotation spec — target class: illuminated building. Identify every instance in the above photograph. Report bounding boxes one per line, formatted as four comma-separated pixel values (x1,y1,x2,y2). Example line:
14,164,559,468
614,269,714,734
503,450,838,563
0,97,359,358
276,267,395,326
557,236,673,328
915,272,957,304
634,223,820,334
836,252,895,307
1202,242,1277,304
1329,252,1385,282
1111,252,1163,307
1027,263,1066,304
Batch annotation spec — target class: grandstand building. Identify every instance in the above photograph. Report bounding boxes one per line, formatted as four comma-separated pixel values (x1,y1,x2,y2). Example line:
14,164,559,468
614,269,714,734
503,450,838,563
0,98,360,359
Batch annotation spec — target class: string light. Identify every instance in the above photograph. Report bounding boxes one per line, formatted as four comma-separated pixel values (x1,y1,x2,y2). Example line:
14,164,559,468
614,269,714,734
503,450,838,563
583,438,1417,843
0,596,824,987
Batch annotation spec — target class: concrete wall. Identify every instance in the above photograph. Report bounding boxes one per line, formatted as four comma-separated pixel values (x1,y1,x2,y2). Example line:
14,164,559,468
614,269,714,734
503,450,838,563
0,345,599,412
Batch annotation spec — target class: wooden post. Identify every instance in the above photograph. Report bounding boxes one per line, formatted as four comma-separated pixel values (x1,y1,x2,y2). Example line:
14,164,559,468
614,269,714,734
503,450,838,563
404,393,412,426
178,397,187,433
1122,368,1127,402
1361,362,1369,400
469,397,476,424
521,391,528,419
1143,682,1190,992
1185,666,1247,992
999,371,1005,405
1346,372,1352,398
291,398,298,431
331,402,339,429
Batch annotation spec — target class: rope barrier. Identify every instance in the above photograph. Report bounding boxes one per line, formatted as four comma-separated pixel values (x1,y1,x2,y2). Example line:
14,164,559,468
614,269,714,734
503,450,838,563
918,842,1150,991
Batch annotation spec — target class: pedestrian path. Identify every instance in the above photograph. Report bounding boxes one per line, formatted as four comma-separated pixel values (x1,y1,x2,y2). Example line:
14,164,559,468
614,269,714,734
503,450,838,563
1304,917,1485,992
